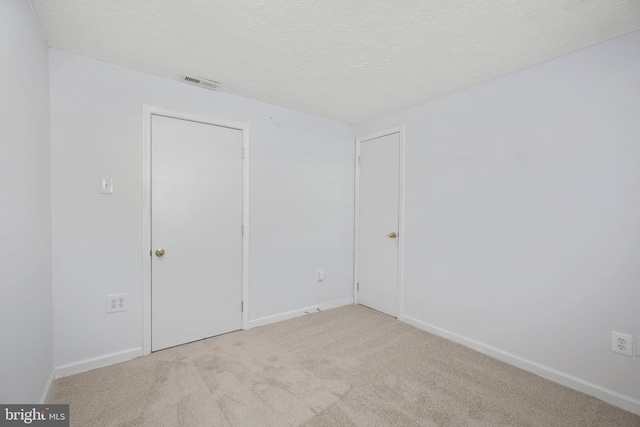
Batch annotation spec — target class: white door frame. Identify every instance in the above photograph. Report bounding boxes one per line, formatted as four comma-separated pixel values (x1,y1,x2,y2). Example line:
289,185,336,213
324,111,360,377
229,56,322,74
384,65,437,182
354,125,405,317
141,105,250,355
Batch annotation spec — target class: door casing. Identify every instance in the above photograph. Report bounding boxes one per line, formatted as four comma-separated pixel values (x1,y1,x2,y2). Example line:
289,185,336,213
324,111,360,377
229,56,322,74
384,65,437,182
354,125,405,317
142,105,250,356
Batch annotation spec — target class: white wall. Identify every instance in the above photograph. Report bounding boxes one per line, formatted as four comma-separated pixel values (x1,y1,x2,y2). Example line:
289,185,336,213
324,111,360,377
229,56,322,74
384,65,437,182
0,1,53,403
356,31,640,410
49,50,354,369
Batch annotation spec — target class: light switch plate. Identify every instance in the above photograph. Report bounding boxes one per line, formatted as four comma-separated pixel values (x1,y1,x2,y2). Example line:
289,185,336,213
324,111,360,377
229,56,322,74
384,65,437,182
100,177,113,194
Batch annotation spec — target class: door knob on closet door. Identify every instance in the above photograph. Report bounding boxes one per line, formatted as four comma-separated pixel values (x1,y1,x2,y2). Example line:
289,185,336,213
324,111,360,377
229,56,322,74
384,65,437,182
388,232,397,239
155,248,165,257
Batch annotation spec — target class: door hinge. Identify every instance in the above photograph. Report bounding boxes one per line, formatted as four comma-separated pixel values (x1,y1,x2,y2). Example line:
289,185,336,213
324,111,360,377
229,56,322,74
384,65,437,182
241,225,244,236
241,301,244,312
242,148,245,159
357,282,360,291
358,156,361,164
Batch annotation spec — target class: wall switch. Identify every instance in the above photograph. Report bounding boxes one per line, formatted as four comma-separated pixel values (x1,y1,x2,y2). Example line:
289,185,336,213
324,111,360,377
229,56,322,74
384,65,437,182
106,294,127,313
317,269,324,281
100,177,114,194
611,331,633,356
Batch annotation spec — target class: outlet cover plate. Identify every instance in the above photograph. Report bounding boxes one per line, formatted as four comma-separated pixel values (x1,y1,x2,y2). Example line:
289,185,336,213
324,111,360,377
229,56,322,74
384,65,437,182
611,331,633,356
106,294,128,313
100,177,114,194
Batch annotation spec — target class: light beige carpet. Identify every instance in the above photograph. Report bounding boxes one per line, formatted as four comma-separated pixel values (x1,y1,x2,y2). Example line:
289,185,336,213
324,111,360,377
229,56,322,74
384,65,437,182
49,305,640,426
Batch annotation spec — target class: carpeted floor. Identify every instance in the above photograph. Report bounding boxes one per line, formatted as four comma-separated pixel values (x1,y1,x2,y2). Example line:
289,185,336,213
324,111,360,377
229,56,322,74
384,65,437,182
49,305,640,426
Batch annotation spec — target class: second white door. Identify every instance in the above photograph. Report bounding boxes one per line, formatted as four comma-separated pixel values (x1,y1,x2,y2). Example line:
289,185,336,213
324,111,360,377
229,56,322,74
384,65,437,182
357,131,401,317
151,114,243,351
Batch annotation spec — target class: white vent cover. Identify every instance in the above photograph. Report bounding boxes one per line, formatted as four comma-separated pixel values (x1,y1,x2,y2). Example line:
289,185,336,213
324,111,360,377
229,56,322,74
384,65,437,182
180,74,221,91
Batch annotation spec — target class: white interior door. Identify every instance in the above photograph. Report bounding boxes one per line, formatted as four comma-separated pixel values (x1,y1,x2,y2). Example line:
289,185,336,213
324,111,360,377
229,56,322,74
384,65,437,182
151,115,243,351
357,131,401,317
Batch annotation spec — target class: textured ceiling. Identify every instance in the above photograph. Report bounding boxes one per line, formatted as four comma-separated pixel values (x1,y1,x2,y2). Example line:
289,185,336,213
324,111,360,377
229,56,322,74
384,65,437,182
30,0,640,124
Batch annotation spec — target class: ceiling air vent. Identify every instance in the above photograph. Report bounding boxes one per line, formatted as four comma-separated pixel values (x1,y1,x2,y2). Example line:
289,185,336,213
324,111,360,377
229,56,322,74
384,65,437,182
180,74,221,91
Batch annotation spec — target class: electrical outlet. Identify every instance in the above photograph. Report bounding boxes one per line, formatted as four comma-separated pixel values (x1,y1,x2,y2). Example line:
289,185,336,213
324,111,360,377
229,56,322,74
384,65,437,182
317,269,324,281
611,331,633,356
99,177,114,194
106,294,128,313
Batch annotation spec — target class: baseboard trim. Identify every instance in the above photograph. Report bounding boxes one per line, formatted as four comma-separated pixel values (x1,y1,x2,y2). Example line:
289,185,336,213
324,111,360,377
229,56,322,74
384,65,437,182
248,298,354,329
54,347,144,379
319,297,354,311
53,299,355,378
39,370,55,404
399,314,640,416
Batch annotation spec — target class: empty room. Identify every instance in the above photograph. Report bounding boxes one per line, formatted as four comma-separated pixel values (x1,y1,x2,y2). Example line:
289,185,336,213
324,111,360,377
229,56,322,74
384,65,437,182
1,0,639,425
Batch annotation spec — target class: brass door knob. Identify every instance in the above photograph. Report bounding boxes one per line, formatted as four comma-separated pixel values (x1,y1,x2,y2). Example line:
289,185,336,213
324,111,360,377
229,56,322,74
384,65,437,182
155,248,165,257
389,232,397,239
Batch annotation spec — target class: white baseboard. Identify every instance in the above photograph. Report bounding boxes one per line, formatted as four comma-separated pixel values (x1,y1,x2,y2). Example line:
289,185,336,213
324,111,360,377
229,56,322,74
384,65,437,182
399,314,640,416
319,297,354,311
53,300,355,379
39,370,55,403
248,297,354,329
54,347,144,379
